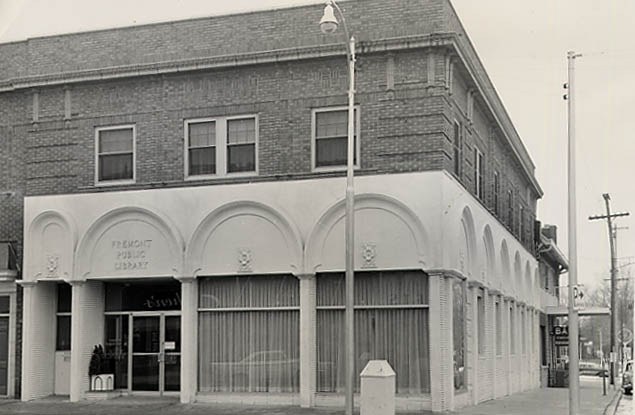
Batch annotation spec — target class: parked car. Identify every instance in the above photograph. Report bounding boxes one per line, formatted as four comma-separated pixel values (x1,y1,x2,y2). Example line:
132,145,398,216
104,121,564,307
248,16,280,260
579,361,608,377
623,361,633,395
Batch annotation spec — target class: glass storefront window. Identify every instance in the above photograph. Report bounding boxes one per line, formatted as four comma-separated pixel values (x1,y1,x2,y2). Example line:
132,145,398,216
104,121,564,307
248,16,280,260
316,271,430,394
198,275,300,393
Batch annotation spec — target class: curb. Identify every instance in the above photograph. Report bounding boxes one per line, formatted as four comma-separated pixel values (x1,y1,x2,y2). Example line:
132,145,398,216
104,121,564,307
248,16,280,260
602,389,622,415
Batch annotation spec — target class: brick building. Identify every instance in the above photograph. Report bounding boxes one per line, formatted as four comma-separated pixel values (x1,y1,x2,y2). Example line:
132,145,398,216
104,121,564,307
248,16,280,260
0,0,563,411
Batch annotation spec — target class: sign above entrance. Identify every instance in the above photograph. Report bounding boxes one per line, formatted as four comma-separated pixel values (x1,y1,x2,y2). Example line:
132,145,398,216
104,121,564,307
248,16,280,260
84,213,182,279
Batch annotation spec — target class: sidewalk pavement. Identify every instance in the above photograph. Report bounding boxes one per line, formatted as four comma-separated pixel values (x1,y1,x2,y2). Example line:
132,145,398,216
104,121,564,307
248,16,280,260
452,377,620,415
0,377,619,415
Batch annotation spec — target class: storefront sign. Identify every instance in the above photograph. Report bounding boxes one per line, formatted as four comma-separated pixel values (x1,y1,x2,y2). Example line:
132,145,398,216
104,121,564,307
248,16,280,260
552,325,569,346
111,239,152,271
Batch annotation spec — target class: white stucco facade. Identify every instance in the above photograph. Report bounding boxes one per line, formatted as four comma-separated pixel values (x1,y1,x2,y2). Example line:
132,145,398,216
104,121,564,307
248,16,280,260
20,170,547,411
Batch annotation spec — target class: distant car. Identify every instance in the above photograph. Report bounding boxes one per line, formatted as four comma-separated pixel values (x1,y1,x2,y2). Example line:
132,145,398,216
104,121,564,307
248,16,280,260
579,361,608,377
623,361,633,395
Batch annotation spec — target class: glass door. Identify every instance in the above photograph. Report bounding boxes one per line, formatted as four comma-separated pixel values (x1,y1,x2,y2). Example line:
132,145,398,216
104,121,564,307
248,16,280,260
132,316,160,391
131,314,181,394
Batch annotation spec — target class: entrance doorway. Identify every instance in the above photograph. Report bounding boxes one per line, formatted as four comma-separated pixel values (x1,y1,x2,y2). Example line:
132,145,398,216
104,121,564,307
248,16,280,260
104,281,181,395
132,313,180,393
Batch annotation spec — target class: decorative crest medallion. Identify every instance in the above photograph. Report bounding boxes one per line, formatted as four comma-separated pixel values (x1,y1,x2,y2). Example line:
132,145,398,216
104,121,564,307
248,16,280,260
237,248,253,273
361,242,377,268
46,254,59,277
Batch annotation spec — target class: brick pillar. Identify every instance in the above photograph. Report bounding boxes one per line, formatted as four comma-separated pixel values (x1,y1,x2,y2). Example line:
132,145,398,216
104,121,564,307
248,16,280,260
178,276,197,403
298,273,316,407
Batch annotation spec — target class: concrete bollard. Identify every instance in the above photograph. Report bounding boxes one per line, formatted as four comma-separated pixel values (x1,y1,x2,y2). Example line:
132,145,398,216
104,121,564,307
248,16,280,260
360,360,395,415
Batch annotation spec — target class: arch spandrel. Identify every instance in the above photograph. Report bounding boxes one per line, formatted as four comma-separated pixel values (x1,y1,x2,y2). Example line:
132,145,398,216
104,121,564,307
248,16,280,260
186,201,303,277
26,210,76,281
305,193,428,273
75,206,184,280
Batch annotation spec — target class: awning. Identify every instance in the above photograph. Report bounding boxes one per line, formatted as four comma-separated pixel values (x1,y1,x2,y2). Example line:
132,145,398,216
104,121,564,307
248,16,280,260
545,306,610,316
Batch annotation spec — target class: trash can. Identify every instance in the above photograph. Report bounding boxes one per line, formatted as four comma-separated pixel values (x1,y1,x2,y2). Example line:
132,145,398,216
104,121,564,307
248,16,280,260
360,360,395,415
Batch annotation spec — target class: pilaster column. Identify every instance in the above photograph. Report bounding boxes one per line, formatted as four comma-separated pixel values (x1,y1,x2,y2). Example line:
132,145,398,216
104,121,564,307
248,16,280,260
297,273,316,408
177,276,197,404
69,280,105,402
428,270,454,412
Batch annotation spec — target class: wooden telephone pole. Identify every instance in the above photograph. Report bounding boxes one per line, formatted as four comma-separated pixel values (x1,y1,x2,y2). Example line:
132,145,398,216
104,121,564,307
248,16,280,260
589,194,629,385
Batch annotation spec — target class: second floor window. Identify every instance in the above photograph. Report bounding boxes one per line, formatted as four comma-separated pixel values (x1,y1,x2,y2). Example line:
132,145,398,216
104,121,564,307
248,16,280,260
453,122,462,178
493,170,500,215
313,107,360,169
507,190,514,229
186,115,257,178
96,125,135,184
474,148,484,200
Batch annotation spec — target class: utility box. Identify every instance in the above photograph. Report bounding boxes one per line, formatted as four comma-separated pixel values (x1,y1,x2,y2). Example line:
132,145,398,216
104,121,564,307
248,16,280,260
360,360,395,415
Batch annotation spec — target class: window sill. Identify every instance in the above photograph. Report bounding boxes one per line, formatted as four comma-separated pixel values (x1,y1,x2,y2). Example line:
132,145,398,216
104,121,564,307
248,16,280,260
95,179,135,187
312,165,360,173
185,171,258,181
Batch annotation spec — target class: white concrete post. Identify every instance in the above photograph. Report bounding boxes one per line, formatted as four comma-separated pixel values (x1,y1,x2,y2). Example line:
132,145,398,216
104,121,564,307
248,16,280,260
360,360,395,415
427,272,445,411
298,273,316,407
20,281,57,401
178,276,197,404
69,280,104,402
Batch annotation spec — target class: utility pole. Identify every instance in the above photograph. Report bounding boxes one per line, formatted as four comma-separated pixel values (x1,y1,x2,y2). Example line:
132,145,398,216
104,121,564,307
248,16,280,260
565,50,582,415
589,194,630,386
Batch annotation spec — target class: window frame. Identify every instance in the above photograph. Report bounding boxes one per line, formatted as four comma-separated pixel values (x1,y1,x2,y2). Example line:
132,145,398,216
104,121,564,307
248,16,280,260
311,106,361,172
94,124,136,186
184,114,259,180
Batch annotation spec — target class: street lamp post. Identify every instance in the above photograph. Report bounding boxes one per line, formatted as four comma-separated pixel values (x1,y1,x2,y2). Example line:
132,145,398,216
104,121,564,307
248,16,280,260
320,2,356,415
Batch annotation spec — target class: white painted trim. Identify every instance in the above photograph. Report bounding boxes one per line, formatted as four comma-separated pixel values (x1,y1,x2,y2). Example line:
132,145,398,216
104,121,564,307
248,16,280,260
94,124,136,186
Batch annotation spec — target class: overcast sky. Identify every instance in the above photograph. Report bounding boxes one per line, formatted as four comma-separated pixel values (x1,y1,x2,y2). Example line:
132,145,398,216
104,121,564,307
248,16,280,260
1,0,633,290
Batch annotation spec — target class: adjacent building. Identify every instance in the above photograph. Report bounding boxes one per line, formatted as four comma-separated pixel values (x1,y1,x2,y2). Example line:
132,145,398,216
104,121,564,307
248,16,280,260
0,0,563,411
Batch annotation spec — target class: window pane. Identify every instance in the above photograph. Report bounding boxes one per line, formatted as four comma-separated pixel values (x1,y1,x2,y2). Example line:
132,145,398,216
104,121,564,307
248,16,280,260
316,271,430,394
57,284,71,313
317,308,429,394
99,153,133,181
227,144,255,173
227,118,255,145
0,317,8,395
189,122,215,148
56,315,71,351
105,315,129,389
316,111,348,137
316,137,348,167
0,297,9,314
317,271,428,307
189,147,216,176
199,310,299,393
199,275,299,309
198,276,300,393
99,128,133,153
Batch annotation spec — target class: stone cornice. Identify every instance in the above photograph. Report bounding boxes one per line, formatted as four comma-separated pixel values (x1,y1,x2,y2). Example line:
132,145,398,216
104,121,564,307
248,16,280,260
0,33,454,93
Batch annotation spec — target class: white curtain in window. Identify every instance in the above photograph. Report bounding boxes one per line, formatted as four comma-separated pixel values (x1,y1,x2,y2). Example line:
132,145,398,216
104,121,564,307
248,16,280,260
316,271,430,394
198,275,299,393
